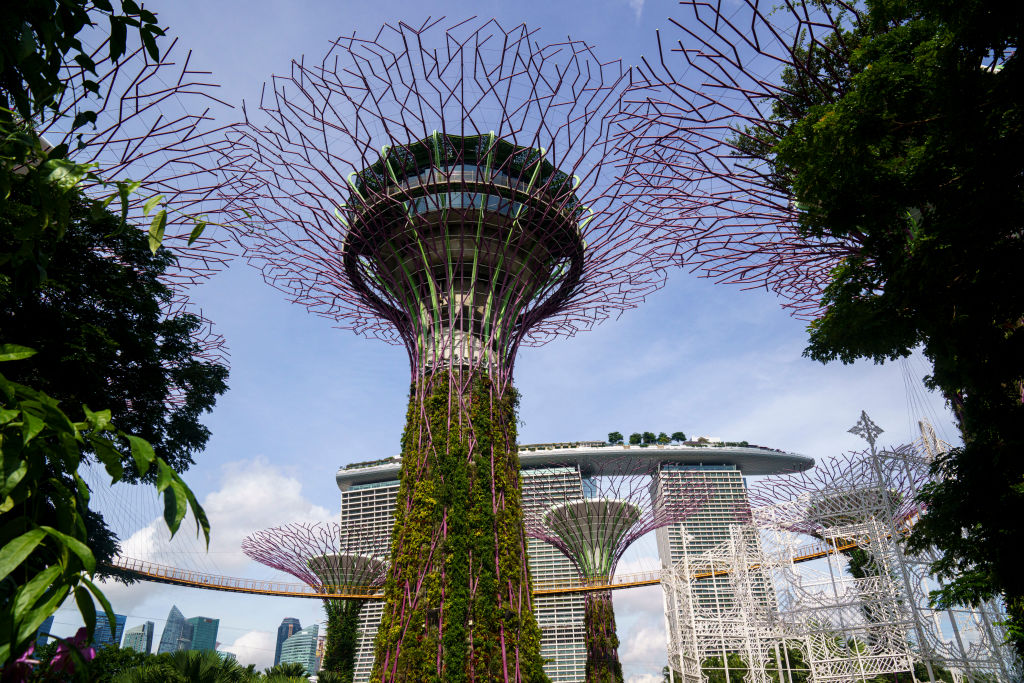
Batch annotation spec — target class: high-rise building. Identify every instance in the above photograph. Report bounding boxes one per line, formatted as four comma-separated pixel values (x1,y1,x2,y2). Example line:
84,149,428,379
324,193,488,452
336,443,811,682
35,615,54,648
279,624,319,675
122,621,154,654
217,650,237,662
93,612,127,648
274,618,302,666
185,616,219,652
157,605,191,654
521,467,588,681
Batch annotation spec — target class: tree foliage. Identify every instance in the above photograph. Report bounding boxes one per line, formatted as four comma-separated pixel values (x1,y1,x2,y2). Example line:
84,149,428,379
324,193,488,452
0,189,229,480
607,431,623,445
746,0,1024,653
0,0,164,126
0,0,216,674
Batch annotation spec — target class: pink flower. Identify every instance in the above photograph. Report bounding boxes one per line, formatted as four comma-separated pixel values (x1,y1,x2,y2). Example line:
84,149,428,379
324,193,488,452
50,627,95,674
1,643,35,683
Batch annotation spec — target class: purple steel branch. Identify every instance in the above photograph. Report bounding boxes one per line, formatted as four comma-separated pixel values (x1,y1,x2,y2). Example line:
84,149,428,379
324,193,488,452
220,17,668,382
32,37,240,375
746,444,927,536
36,37,238,291
524,459,708,580
242,522,386,592
619,0,867,319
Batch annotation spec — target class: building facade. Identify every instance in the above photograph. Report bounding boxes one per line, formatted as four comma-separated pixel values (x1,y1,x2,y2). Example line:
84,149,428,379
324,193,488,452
336,443,810,682
93,612,127,648
122,621,154,654
275,617,302,666
157,605,192,654
35,615,54,648
280,624,319,674
186,616,219,652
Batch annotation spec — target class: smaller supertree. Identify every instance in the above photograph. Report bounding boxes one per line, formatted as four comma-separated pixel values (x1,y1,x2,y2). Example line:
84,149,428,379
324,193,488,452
242,522,386,680
524,460,706,682
746,446,925,540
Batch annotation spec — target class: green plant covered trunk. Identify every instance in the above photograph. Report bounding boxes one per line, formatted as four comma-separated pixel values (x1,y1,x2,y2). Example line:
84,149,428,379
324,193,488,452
371,371,547,683
584,590,623,683
322,599,362,680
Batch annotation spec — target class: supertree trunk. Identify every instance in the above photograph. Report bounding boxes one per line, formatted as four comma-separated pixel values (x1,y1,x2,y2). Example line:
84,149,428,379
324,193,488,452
322,599,364,680
584,590,623,683
373,370,545,682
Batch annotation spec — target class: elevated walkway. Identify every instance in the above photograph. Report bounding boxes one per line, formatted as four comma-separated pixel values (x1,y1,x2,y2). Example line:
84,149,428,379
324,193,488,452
102,536,854,599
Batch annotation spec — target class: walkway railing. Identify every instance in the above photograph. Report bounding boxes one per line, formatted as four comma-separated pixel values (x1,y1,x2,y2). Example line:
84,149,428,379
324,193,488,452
103,537,857,600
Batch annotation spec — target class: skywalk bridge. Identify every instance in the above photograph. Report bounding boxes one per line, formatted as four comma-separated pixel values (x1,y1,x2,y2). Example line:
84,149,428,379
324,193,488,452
101,536,856,600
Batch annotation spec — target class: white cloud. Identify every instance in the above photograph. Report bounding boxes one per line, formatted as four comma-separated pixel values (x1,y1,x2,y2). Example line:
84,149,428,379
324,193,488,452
222,629,277,670
620,623,668,668
118,456,332,572
95,457,332,614
628,675,662,683
627,0,645,20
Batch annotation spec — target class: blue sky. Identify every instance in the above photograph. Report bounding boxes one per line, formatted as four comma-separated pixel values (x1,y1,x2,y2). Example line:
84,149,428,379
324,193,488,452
46,2,959,680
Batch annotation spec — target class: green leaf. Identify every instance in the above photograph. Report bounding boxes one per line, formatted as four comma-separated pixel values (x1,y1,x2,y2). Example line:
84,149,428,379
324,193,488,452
109,17,128,61
141,31,159,61
188,219,208,245
82,405,112,430
1,460,29,498
0,344,37,362
74,586,96,640
21,411,45,444
142,194,164,216
71,111,97,130
183,484,211,547
154,458,173,493
12,583,69,654
44,158,94,190
89,435,124,483
148,209,167,254
12,565,62,618
0,409,19,425
117,180,142,225
0,529,46,583
39,527,96,574
79,575,116,645
126,435,155,474
163,480,188,537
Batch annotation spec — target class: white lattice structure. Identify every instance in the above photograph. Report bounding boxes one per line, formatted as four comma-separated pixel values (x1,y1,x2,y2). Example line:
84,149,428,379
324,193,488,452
663,415,1021,683
663,524,792,683
875,423,1020,682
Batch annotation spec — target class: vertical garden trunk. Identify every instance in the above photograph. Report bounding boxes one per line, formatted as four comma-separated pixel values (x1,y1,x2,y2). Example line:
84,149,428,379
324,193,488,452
322,599,363,680
584,590,623,683
372,371,547,682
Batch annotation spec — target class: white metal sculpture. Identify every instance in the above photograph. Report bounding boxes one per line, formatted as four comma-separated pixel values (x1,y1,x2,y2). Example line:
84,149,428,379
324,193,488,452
661,414,1021,683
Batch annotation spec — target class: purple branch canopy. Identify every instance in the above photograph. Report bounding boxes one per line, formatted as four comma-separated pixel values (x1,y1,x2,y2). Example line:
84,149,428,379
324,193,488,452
242,522,387,593
219,17,669,379
33,36,240,373
746,445,927,537
618,0,868,319
524,458,708,580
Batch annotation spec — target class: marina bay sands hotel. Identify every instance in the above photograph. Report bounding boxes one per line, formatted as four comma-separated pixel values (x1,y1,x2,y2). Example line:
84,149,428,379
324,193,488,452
336,441,812,682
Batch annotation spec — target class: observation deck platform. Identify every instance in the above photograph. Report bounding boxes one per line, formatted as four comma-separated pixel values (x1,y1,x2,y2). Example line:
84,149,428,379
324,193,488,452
337,442,814,489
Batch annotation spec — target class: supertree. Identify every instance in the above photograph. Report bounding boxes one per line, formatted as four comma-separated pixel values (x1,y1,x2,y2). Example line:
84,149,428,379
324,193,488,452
219,17,666,682
242,522,388,680
523,459,706,682
616,0,866,319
